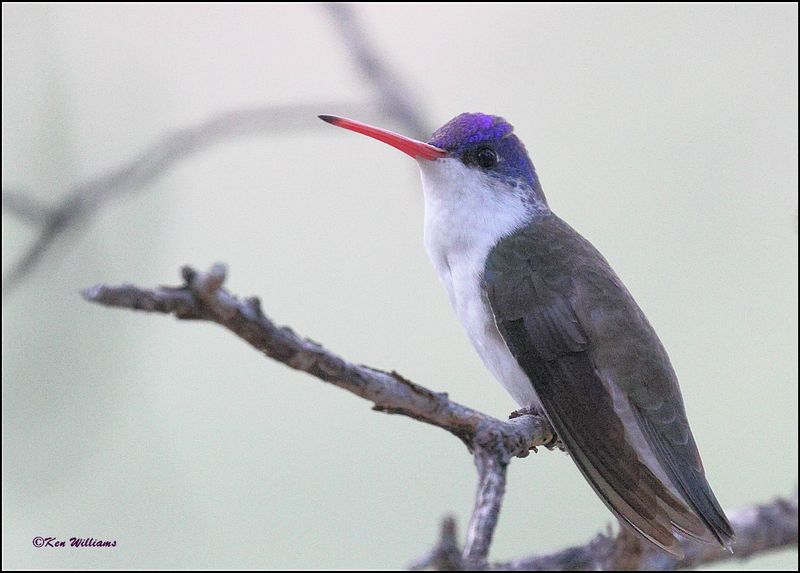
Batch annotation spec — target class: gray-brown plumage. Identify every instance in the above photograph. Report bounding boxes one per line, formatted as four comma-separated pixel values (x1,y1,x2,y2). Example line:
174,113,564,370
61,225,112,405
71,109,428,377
484,214,734,557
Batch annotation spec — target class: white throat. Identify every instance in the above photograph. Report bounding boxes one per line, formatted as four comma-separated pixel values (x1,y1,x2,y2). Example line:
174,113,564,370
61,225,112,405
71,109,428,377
417,158,546,407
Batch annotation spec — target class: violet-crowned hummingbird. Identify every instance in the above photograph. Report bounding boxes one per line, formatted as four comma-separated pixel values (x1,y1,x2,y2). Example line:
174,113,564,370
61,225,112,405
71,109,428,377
319,113,733,557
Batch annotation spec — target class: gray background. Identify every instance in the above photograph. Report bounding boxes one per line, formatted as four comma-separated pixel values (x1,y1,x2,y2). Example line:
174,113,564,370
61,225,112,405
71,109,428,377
2,3,797,570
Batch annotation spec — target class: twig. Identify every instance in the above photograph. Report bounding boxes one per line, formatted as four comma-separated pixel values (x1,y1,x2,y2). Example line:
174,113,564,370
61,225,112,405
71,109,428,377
412,492,797,571
410,517,464,571
4,2,433,297
1,189,55,225
487,492,799,571
2,102,376,296
82,264,554,456
325,2,430,138
463,431,510,566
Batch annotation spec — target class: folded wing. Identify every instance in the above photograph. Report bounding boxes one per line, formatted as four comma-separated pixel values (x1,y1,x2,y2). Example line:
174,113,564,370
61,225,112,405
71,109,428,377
484,215,733,556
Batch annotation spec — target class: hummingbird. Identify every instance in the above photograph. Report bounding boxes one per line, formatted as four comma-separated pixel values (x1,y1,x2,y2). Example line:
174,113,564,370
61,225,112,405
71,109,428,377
319,113,734,557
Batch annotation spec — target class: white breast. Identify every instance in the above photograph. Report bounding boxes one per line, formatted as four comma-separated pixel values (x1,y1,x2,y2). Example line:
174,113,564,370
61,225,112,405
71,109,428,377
418,158,542,407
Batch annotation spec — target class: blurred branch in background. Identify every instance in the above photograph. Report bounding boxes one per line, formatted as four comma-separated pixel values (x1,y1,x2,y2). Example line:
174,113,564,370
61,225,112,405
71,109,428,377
1,102,374,295
325,2,429,139
1,3,430,297
83,264,799,571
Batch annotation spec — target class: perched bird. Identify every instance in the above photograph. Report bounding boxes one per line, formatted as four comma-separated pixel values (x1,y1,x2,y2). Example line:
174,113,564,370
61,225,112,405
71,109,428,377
319,113,733,557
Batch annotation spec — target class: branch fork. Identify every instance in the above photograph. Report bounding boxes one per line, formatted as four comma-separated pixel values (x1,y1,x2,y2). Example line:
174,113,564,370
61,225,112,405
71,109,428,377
83,264,798,570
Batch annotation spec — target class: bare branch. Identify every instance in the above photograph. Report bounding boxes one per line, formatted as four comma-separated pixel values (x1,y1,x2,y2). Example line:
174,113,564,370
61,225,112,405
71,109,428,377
487,492,798,571
463,435,509,566
1,189,55,225
83,263,549,565
5,4,431,298
325,2,430,137
82,263,554,455
2,102,376,296
414,493,797,571
462,411,563,566
410,517,464,571
83,264,797,570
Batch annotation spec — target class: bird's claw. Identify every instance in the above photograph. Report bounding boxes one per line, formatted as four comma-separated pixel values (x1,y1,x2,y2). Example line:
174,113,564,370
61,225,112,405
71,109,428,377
508,405,565,452
508,405,542,419
544,434,565,451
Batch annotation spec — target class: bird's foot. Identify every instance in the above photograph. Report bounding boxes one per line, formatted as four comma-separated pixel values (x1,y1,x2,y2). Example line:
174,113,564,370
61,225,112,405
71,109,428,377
543,433,565,452
508,405,542,419
508,405,564,452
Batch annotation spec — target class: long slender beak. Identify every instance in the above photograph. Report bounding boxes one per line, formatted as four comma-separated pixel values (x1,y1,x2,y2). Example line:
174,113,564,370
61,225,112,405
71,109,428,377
319,115,446,161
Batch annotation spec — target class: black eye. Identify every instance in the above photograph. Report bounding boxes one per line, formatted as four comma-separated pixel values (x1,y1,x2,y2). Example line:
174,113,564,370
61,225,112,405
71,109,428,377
476,147,498,169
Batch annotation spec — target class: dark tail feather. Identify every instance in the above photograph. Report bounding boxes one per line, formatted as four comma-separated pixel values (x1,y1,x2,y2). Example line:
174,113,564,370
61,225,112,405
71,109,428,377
636,410,735,550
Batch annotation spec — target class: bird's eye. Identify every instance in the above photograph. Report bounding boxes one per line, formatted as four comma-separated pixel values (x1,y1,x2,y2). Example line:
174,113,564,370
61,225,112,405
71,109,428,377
476,147,498,169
